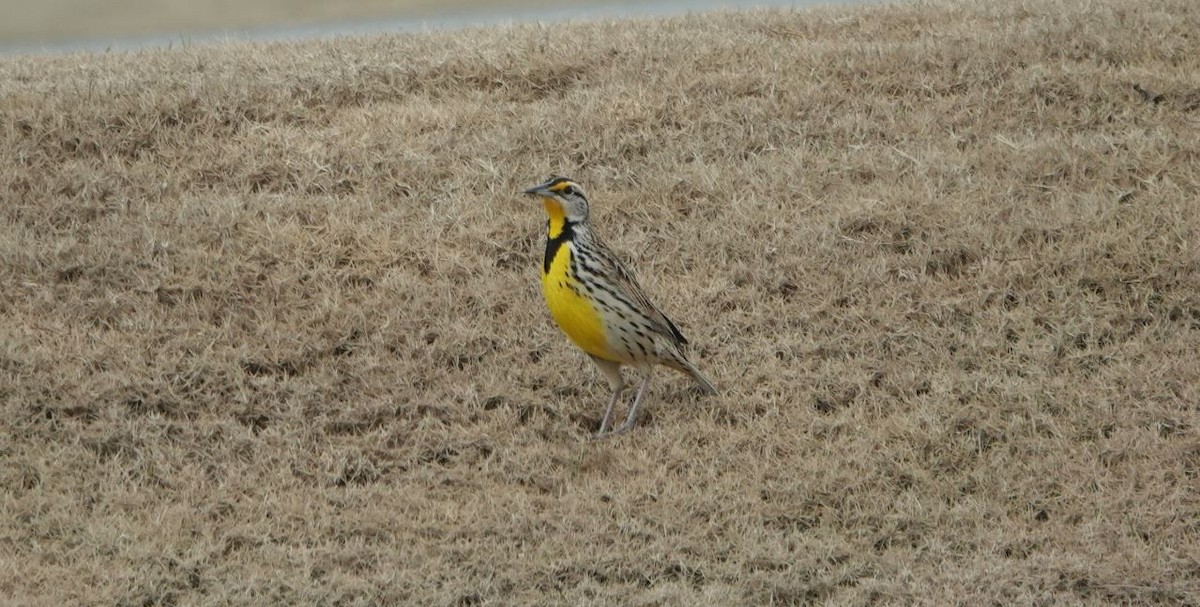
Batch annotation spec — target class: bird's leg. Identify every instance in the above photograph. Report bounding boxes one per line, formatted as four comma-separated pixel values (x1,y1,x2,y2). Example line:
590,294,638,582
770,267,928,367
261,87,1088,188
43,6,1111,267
608,370,653,436
597,387,623,436
588,356,625,438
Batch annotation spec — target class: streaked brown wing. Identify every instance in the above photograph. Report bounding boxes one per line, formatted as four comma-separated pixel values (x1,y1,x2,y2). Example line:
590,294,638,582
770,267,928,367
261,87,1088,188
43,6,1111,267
589,235,689,347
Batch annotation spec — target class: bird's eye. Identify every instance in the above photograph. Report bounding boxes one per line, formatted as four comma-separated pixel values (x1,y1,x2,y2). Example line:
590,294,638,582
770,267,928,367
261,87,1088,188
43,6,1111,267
562,186,576,196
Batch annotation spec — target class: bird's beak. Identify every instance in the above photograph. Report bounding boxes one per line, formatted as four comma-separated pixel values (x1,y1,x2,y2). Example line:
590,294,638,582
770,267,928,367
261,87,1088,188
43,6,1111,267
523,184,551,197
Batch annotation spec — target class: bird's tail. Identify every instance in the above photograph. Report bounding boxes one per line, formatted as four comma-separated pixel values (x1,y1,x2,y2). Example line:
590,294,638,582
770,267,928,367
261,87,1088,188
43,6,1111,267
679,359,718,395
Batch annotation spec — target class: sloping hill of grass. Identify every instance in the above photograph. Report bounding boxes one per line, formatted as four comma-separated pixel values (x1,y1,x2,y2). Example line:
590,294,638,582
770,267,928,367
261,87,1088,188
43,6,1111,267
2,0,1198,603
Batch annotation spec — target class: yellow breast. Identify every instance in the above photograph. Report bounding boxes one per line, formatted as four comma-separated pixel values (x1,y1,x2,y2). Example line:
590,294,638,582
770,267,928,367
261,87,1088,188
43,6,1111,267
542,243,615,361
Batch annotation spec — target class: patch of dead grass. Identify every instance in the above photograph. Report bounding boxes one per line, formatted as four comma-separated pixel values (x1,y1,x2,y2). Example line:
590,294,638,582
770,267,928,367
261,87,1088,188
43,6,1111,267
2,0,1200,604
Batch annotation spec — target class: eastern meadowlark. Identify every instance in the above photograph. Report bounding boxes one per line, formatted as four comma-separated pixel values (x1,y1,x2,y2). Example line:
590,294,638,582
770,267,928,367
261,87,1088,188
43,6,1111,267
523,176,717,438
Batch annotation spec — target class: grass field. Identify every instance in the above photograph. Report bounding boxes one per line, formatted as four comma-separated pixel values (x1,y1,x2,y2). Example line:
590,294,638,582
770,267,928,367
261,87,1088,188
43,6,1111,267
3,0,1200,603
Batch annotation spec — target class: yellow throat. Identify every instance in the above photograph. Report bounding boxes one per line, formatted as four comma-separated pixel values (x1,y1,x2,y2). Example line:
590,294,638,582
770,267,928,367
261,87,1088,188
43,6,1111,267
544,197,566,239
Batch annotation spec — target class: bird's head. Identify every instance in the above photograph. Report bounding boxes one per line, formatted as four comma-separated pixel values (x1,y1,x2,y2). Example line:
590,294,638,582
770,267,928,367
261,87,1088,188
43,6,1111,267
523,176,590,225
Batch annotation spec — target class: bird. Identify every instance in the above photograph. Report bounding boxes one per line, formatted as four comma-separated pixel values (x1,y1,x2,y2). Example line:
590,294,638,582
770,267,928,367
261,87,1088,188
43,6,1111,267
523,176,717,438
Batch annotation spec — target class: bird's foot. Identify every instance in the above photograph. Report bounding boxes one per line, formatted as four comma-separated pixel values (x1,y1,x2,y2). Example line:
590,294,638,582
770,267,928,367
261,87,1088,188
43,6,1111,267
591,421,636,440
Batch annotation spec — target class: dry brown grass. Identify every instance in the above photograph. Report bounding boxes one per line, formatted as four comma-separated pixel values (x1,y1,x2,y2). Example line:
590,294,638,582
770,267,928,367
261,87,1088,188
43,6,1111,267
3,0,1200,604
